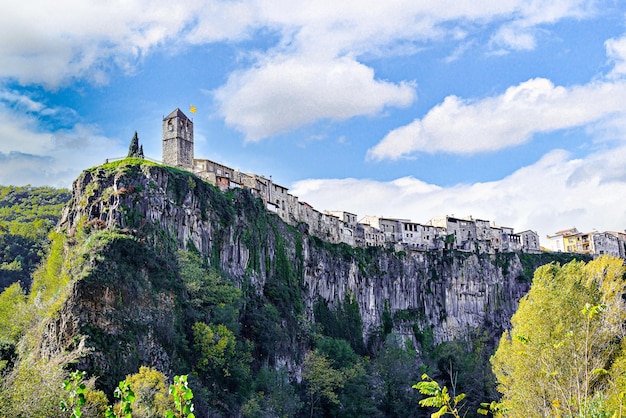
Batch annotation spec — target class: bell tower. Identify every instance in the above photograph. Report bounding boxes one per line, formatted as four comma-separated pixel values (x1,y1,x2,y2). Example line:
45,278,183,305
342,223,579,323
162,108,194,169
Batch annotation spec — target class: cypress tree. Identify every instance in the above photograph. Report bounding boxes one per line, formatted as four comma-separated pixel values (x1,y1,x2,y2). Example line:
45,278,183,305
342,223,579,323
128,131,140,157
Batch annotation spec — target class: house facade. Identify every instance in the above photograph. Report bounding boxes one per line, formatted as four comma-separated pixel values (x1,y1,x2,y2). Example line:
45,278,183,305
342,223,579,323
547,228,624,258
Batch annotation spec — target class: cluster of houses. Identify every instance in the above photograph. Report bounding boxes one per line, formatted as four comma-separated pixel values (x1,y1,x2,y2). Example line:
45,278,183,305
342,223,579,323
546,228,626,259
160,108,623,257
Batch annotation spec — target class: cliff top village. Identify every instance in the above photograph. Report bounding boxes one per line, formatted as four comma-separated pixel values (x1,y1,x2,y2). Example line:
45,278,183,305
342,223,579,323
158,108,625,258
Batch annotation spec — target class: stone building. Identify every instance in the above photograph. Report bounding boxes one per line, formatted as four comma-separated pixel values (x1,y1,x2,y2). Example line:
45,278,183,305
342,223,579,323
162,108,194,169
359,216,408,244
193,159,238,189
430,216,477,251
607,231,626,258
591,232,620,257
325,211,358,246
326,211,358,227
518,230,541,253
399,221,443,251
361,223,385,247
493,226,521,253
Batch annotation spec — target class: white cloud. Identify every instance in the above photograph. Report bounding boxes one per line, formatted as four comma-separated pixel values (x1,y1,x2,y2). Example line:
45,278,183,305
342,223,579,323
292,147,626,244
489,0,593,51
1,1,598,84
291,176,441,215
206,0,598,139
606,35,626,79
490,24,537,51
0,1,196,86
367,78,626,160
0,102,125,187
214,54,416,140
0,0,599,138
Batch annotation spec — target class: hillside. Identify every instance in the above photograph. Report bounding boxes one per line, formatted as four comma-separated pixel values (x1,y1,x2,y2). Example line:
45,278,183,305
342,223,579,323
0,185,71,289
0,159,589,417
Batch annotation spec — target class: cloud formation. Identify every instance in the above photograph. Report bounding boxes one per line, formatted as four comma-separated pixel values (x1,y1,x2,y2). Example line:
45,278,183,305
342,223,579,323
367,78,626,160
0,0,599,138
215,55,416,141
208,0,596,139
606,34,626,79
0,102,124,187
0,1,197,86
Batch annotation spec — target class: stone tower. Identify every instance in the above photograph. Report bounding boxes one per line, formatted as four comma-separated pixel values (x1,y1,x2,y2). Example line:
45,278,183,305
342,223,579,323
162,108,194,169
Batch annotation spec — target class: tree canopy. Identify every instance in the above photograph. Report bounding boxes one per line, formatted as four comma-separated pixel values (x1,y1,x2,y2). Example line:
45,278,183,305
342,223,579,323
0,185,70,289
491,255,626,417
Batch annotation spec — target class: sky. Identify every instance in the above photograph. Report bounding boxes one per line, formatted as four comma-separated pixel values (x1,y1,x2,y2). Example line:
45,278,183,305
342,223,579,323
1,1,626,244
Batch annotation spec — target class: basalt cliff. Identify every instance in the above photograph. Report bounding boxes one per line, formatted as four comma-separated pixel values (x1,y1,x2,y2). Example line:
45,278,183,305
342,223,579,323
33,159,583,416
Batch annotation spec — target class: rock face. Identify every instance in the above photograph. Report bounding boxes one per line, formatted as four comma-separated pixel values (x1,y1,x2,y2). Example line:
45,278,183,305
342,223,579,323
51,161,532,385
303,246,525,345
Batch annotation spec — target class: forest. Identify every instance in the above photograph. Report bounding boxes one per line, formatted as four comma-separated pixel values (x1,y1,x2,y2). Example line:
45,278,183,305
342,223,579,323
0,185,71,289
0,161,623,417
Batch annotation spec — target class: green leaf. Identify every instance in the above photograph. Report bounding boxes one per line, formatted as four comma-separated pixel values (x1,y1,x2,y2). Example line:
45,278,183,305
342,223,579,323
432,405,447,418
183,388,194,400
415,381,440,395
419,396,442,408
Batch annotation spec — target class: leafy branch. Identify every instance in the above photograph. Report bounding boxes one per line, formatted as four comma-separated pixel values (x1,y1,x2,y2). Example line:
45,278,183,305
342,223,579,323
165,374,195,418
105,380,135,418
60,371,87,418
413,373,466,418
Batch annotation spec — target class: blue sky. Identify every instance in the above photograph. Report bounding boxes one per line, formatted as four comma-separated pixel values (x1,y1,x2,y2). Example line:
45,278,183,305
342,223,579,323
1,1,626,243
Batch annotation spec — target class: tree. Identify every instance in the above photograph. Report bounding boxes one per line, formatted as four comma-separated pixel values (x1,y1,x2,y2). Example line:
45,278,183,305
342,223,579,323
177,250,241,329
242,366,302,418
127,132,141,158
302,350,346,418
315,336,378,417
491,256,626,416
192,321,252,411
123,366,175,418
373,334,421,417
